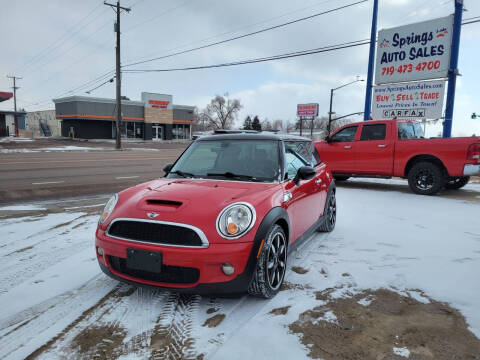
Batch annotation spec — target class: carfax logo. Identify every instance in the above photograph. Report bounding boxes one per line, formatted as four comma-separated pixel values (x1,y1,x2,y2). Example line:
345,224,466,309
383,109,426,118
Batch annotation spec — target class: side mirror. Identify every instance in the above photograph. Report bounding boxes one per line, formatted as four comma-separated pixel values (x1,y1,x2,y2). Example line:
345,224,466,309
293,166,316,185
163,163,173,174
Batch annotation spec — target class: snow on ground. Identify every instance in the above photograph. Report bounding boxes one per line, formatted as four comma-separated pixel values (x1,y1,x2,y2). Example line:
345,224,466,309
0,146,106,153
0,180,479,359
0,204,47,211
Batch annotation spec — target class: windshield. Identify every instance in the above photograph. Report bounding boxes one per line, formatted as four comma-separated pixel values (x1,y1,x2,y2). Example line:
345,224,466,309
168,140,280,182
398,122,424,139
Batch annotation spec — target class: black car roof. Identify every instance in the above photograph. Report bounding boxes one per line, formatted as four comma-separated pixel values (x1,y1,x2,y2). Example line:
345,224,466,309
198,132,311,142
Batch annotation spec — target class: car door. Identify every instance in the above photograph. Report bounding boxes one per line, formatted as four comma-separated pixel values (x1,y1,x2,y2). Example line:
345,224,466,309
282,141,324,243
321,125,359,174
355,123,394,175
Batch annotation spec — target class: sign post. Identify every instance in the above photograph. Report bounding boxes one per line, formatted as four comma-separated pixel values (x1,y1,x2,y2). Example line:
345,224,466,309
363,0,378,121
297,104,319,137
442,0,463,138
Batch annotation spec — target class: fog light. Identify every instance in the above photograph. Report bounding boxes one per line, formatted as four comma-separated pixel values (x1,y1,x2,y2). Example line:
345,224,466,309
97,247,104,256
221,263,235,276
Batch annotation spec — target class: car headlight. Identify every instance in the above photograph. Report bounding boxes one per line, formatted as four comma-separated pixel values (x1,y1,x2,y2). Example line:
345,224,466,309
216,202,256,239
99,194,118,224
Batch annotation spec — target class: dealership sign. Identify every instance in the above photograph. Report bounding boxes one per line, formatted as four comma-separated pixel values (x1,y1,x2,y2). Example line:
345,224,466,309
372,80,446,120
375,16,453,85
297,103,319,117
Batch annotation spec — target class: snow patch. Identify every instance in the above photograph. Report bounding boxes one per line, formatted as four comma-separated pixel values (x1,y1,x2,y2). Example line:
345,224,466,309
393,346,411,357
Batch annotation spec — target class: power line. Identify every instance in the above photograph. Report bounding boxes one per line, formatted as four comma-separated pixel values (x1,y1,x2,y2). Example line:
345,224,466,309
123,39,370,73
18,4,108,74
122,0,369,68
122,0,340,65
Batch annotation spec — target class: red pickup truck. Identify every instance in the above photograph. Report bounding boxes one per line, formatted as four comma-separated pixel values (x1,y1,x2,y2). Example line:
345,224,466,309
314,120,480,195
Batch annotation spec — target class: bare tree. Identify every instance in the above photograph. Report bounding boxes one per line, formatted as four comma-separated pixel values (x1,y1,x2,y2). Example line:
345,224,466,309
201,93,242,130
272,119,283,131
192,107,210,132
261,118,272,131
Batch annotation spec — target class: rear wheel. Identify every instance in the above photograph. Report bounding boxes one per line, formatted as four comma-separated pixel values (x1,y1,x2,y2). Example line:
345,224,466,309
407,161,446,195
318,191,336,232
334,175,349,181
445,176,470,190
248,225,287,299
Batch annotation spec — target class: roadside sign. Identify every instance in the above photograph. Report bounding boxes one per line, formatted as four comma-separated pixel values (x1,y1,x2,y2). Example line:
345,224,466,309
297,103,319,117
375,16,453,84
372,80,446,120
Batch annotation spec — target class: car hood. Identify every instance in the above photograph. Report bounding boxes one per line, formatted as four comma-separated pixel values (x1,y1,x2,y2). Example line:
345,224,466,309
107,178,281,243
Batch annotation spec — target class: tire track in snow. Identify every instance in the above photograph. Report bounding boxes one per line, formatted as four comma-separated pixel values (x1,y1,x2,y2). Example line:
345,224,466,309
0,275,117,360
150,292,201,360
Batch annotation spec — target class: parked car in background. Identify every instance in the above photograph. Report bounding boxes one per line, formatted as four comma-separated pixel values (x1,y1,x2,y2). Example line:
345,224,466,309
315,119,480,195
96,133,335,298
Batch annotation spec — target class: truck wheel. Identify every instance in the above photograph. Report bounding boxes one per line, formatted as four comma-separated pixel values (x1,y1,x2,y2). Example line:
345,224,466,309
445,176,470,190
318,191,336,232
248,225,287,299
408,161,446,195
334,176,349,181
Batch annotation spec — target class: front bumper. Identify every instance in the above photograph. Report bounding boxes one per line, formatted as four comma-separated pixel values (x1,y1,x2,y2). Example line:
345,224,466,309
95,229,257,294
463,164,480,176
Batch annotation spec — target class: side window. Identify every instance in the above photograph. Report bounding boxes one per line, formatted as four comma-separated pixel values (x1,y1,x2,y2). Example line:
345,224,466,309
398,122,415,139
331,126,358,142
283,141,315,179
360,124,386,141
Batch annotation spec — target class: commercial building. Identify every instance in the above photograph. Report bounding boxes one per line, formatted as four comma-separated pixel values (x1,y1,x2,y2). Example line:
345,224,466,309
0,110,27,137
26,110,60,137
54,92,194,140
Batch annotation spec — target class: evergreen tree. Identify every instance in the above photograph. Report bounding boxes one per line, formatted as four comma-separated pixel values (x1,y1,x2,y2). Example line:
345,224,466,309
243,116,253,130
252,116,262,131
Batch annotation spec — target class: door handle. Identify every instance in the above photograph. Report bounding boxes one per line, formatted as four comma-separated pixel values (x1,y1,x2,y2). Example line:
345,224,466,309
377,144,387,148
315,178,322,185
344,145,352,149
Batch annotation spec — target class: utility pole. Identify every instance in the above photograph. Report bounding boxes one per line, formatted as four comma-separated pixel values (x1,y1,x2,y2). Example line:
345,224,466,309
104,1,130,150
6,75,22,137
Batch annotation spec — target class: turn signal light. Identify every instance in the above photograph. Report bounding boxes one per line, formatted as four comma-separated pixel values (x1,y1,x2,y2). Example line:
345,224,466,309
227,222,239,234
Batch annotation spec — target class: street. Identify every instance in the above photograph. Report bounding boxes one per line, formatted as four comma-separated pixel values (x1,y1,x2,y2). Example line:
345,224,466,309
0,144,187,203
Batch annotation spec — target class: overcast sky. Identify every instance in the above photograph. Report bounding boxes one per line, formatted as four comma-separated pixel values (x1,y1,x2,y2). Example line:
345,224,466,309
1,0,479,136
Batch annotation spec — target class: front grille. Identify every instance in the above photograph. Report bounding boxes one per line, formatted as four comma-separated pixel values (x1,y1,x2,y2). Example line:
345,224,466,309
107,220,204,247
108,256,200,284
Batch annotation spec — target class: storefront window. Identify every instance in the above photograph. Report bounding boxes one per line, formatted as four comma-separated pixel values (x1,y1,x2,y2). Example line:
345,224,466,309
173,124,191,139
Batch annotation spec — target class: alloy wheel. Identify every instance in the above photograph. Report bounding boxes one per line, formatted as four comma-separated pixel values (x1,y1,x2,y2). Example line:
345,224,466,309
266,232,287,290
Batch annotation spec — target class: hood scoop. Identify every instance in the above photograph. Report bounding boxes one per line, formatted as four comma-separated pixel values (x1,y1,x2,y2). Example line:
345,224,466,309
146,199,183,207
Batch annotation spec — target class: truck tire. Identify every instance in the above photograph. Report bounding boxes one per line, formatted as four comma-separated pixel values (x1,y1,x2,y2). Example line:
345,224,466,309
248,224,287,299
333,175,349,181
407,161,446,195
318,191,336,232
445,176,470,190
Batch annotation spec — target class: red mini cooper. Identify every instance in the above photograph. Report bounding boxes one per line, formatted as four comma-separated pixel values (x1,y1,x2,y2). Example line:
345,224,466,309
95,133,336,298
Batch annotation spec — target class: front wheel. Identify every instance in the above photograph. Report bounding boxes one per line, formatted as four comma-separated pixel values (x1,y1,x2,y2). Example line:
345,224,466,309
445,176,470,190
318,191,336,232
407,161,446,195
248,225,287,299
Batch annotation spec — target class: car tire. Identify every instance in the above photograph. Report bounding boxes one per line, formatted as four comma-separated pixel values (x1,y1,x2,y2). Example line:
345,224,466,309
333,175,349,181
407,161,446,195
445,176,470,190
248,224,287,299
318,191,336,232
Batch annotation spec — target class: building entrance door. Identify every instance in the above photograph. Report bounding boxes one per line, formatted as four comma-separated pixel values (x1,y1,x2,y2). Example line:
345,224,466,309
152,125,163,141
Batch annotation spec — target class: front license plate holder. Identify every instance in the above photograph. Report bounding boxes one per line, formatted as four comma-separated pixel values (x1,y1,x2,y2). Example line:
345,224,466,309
126,248,162,273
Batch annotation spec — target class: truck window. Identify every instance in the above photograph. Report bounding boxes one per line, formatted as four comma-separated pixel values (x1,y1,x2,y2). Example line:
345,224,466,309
360,124,386,141
398,122,424,139
331,126,358,142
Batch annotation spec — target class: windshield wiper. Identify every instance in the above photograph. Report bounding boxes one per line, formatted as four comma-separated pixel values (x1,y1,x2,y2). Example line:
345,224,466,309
207,172,257,181
169,170,195,178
